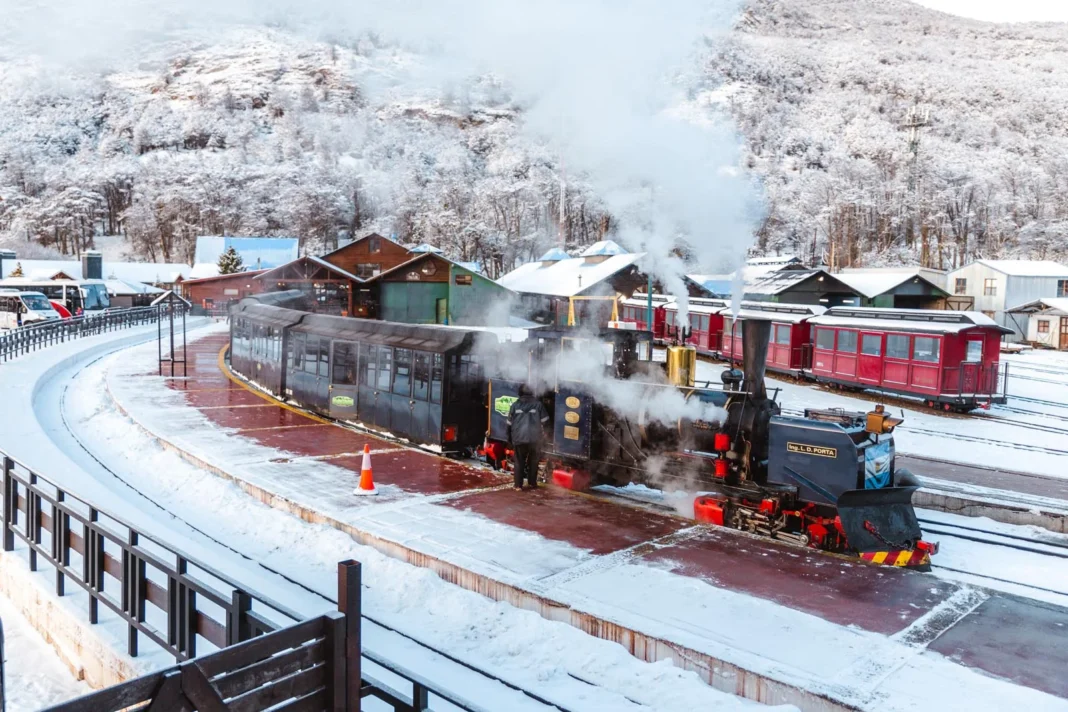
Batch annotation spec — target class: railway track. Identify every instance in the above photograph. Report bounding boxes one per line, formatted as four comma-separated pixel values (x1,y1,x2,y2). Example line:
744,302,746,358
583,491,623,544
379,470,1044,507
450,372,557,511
1008,395,1068,410
58,357,603,712
779,407,1068,457
920,517,1068,599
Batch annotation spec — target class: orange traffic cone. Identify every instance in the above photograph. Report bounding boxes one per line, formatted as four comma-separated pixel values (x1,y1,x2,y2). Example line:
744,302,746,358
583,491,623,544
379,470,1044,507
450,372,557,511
353,444,378,496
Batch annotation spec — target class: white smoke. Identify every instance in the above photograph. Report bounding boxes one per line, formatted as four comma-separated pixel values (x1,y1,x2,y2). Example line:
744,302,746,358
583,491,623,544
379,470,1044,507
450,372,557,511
3,0,763,322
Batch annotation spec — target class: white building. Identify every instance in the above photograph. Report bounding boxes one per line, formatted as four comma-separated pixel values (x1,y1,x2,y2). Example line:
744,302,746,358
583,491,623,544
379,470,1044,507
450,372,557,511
1006,298,1068,350
946,260,1068,341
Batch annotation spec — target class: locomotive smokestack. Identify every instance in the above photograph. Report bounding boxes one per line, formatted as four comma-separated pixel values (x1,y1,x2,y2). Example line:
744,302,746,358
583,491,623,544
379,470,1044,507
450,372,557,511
741,318,771,400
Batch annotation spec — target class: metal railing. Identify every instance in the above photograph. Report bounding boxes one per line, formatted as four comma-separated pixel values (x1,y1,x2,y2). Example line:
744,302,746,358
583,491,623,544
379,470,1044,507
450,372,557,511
1,450,488,711
0,306,180,364
0,616,5,712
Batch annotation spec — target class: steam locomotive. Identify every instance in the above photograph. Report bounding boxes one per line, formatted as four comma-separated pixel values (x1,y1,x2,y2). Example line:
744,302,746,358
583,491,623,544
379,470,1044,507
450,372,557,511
486,319,937,569
229,292,936,570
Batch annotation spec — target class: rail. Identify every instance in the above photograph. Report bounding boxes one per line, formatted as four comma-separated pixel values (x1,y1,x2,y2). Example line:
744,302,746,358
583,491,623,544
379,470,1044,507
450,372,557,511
1,451,489,711
0,306,178,364
0,616,5,712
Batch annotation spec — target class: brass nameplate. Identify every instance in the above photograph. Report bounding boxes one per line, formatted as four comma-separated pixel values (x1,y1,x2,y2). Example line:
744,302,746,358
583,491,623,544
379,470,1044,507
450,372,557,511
787,442,837,458
563,425,580,440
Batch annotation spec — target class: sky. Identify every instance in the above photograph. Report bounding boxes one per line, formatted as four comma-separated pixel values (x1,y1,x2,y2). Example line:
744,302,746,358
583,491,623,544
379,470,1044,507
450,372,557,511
911,0,1068,23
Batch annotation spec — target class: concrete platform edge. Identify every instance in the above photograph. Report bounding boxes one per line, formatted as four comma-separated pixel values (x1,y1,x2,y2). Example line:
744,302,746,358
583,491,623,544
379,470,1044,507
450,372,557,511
916,488,1068,534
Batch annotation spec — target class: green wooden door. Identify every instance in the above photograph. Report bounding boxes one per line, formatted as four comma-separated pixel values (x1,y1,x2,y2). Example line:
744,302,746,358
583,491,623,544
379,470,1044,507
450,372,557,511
436,298,448,324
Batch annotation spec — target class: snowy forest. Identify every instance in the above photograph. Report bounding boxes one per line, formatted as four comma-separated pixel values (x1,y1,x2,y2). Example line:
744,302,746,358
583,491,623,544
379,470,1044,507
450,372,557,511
1,0,1067,275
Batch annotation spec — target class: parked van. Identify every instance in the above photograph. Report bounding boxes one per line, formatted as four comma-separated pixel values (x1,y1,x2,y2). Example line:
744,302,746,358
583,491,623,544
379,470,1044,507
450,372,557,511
0,290,63,330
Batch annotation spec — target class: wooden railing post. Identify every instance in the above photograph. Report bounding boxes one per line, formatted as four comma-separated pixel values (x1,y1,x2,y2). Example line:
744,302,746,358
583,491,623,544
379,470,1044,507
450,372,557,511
338,560,362,711
2,457,13,552
227,589,252,646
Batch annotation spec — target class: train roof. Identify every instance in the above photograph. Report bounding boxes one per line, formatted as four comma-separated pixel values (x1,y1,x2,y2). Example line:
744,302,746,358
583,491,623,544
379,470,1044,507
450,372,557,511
620,293,674,307
295,313,499,352
809,307,1014,334
664,297,729,315
722,301,826,324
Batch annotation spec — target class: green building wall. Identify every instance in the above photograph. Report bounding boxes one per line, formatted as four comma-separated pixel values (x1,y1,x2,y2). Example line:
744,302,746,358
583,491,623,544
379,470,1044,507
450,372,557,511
447,265,514,326
380,282,449,324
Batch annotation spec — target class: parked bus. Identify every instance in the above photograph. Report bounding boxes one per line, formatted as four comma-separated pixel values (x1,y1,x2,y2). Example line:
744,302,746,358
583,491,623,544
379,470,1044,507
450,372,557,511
0,290,62,330
0,278,110,315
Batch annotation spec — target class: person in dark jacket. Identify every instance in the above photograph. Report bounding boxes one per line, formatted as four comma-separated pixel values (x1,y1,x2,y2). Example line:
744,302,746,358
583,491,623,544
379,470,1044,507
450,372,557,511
507,384,549,490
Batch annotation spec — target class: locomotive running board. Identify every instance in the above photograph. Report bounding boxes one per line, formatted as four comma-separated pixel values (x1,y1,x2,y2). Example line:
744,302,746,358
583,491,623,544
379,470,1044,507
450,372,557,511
836,486,924,554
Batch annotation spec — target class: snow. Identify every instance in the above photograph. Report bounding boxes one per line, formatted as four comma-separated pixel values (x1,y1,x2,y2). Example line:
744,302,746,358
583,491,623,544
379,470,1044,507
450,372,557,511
693,358,1068,479
974,259,1068,277
910,0,1068,23
409,243,444,254
579,240,627,257
0,323,771,712
832,271,937,299
95,331,1068,710
919,509,1068,607
497,252,646,298
537,247,571,262
806,315,995,335
0,592,91,711
1006,297,1068,314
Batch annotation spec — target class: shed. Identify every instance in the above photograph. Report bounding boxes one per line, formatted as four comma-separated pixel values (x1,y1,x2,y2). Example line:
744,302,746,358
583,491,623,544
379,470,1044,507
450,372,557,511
177,270,267,311
255,257,363,316
834,269,949,309
1006,298,1068,350
745,269,862,307
947,260,1068,341
370,252,515,326
497,240,646,326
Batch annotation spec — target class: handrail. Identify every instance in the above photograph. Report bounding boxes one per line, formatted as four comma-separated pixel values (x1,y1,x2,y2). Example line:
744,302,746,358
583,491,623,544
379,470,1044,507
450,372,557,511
0,306,179,364
1,450,301,661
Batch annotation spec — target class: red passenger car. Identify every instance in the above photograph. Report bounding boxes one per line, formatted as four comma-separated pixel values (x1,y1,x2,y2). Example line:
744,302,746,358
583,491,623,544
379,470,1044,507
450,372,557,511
619,294,672,339
720,302,825,375
663,298,728,354
806,307,1011,410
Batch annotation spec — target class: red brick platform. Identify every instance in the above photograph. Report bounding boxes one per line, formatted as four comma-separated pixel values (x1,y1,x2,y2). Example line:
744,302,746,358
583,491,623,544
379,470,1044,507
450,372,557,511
118,331,1068,707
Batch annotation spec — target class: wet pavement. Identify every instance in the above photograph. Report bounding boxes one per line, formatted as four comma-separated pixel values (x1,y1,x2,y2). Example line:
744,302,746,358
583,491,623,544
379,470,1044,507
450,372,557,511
122,332,1068,703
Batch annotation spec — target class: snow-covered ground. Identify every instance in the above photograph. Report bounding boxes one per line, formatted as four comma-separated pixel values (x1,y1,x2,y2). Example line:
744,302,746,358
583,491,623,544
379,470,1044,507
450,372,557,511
692,357,1068,479
92,329,1068,711
0,324,775,710
0,592,90,711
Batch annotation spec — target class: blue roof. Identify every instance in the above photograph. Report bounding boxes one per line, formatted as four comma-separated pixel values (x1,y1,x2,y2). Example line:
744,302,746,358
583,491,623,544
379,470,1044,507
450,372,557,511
410,243,444,254
580,240,627,257
538,247,571,262
194,237,299,270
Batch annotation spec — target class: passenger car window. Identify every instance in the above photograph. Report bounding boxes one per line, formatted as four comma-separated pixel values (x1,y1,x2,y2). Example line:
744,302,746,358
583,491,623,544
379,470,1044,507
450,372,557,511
913,337,940,363
965,340,983,362
413,352,429,401
304,336,319,374
886,334,910,360
332,342,357,385
431,353,443,404
815,328,835,350
861,334,881,356
775,324,791,345
837,330,858,353
360,344,377,386
377,347,393,390
393,348,412,396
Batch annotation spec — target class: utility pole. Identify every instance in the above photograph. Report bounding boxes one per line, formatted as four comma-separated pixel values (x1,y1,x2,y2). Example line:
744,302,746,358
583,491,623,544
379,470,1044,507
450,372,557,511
902,106,930,261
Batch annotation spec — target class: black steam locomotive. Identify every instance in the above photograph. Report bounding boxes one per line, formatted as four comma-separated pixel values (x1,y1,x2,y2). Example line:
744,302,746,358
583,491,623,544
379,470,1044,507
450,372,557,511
229,292,935,569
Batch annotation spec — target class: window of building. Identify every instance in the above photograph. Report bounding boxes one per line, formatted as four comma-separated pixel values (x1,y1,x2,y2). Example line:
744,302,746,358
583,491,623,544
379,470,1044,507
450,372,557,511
455,274,473,285
913,336,940,363
861,334,882,356
359,344,377,387
954,278,967,295
815,328,835,350
1058,280,1068,298
887,334,910,360
332,342,357,385
1038,319,1051,334
355,263,380,280
431,353,444,404
775,324,791,345
413,352,430,401
368,237,381,253
393,348,412,396
837,330,858,353
377,347,393,391
983,278,997,296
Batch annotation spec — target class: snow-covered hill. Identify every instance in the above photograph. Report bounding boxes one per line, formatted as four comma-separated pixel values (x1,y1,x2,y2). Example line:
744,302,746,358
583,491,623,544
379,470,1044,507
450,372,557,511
1,0,1066,273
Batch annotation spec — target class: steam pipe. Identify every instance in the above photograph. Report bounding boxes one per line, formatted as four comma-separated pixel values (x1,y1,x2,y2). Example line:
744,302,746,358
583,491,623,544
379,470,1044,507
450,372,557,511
741,318,771,401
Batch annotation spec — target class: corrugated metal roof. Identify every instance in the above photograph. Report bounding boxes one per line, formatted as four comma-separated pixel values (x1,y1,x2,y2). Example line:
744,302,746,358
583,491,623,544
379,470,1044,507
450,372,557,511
833,270,947,298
